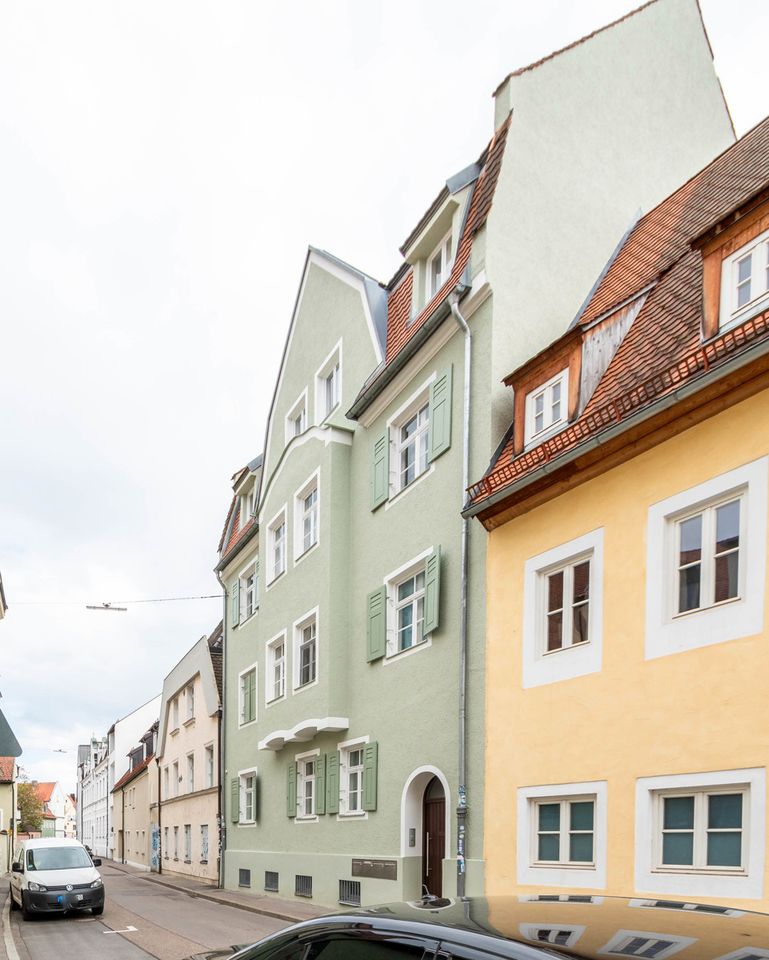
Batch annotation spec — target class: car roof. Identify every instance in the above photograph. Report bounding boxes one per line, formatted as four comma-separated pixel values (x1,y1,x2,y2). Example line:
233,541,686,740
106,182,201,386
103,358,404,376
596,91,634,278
21,838,85,848
243,896,769,960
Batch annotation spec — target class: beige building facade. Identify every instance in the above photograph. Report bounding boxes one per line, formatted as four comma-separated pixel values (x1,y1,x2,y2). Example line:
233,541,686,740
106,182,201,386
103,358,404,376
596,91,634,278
113,753,157,872
157,624,222,885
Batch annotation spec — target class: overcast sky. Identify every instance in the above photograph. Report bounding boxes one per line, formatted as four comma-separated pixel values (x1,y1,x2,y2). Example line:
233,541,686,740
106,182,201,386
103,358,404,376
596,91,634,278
1,0,767,793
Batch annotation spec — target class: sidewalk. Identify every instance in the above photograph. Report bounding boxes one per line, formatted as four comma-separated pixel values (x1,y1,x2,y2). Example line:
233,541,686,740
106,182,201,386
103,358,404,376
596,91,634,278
105,860,330,924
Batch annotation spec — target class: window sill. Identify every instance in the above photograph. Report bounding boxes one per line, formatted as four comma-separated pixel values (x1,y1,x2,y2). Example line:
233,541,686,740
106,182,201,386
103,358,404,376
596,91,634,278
651,867,746,877
524,421,568,451
238,719,257,729
184,859,192,864
266,570,286,590
294,816,319,824
294,541,319,568
238,819,256,826
384,637,431,665
337,811,367,820
385,464,435,511
169,728,179,737
293,678,319,695
200,859,208,865
183,717,195,728
266,695,286,708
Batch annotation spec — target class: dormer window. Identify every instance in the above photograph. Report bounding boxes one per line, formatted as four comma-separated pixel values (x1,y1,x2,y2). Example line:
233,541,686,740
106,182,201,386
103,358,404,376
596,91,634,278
238,485,255,530
525,370,568,445
720,227,769,330
315,341,342,422
428,231,453,300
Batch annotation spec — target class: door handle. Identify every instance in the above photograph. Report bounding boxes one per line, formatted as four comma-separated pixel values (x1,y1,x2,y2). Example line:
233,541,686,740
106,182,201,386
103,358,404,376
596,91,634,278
425,832,431,876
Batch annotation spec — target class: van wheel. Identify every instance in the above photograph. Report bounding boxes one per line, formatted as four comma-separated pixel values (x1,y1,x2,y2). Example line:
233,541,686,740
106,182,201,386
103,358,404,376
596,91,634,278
20,893,33,920
9,885,19,910
92,904,104,916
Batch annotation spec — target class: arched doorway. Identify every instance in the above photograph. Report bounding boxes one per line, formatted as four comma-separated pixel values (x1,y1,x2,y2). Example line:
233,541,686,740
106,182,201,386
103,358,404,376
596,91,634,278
422,776,445,897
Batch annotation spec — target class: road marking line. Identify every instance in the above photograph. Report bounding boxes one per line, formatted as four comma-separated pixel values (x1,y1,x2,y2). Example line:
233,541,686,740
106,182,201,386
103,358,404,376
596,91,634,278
2,896,21,960
104,925,138,934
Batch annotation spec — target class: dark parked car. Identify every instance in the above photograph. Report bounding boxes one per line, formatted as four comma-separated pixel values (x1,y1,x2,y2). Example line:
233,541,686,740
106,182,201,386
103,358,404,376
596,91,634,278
189,894,769,959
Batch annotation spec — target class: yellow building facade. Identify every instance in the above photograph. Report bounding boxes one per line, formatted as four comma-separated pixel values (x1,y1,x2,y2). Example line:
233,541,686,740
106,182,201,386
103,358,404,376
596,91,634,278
467,117,769,917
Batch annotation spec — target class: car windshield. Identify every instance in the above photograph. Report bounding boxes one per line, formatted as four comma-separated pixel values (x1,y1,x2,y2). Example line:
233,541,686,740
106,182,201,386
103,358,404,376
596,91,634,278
26,847,92,871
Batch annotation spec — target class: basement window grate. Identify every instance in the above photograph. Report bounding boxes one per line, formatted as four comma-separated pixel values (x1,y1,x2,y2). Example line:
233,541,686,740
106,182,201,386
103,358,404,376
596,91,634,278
238,868,251,888
295,874,313,898
265,870,279,892
338,879,361,906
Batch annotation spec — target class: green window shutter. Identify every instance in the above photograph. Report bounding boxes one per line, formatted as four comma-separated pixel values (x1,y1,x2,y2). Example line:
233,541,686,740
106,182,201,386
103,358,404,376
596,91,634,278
230,777,239,823
315,753,326,815
424,546,441,635
371,428,389,510
287,762,297,818
366,586,387,662
362,741,378,812
231,579,240,627
326,751,340,815
428,366,453,461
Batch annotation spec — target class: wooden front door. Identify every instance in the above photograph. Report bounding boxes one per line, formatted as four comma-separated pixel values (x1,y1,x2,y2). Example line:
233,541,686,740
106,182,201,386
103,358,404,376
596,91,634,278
422,777,445,897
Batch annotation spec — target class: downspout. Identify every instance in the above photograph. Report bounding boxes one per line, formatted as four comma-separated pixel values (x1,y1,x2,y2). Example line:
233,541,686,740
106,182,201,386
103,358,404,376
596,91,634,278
216,572,227,889
121,788,125,864
448,288,471,898
157,762,162,874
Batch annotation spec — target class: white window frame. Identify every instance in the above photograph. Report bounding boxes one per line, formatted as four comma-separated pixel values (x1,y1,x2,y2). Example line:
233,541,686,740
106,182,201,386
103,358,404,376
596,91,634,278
238,662,258,727
266,505,288,585
519,924,585,949
293,470,320,563
635,768,765,900
523,528,604,688
172,761,179,798
183,823,192,861
238,558,259,621
285,389,308,444
266,630,287,705
628,899,744,918
338,736,370,818
293,608,319,691
238,767,257,825
517,781,607,889
185,683,195,721
186,752,195,793
315,340,343,423
599,929,696,958
720,226,769,332
200,824,209,862
295,748,320,821
716,951,769,960
384,548,434,661
645,458,768,660
173,825,179,859
204,744,215,789
427,230,453,300
238,483,256,531
524,368,569,446
385,374,437,505
171,697,179,730
530,795,597,870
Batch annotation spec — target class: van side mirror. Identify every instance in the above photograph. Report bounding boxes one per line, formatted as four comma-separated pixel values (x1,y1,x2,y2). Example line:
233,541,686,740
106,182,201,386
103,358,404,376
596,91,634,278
92,858,102,866
11,862,22,873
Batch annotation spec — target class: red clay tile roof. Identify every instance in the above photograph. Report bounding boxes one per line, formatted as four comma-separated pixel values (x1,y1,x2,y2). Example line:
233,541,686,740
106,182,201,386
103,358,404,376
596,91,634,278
468,117,769,511
383,117,511,366
0,758,15,782
33,782,55,804
112,754,154,793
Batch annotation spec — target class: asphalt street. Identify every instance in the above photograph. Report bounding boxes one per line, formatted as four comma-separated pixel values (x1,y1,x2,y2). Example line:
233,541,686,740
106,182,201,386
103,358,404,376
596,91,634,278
4,862,290,960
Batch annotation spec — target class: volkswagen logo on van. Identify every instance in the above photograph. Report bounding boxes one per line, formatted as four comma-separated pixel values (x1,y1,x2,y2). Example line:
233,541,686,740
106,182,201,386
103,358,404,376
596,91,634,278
66,884,73,891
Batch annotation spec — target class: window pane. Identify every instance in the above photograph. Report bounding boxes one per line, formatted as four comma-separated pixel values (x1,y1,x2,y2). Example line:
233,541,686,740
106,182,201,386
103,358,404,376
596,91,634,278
538,834,559,861
570,801,594,831
679,514,702,565
538,803,560,831
547,611,563,651
398,578,415,602
707,831,742,867
664,795,694,829
708,793,742,829
715,552,739,603
662,832,694,865
569,833,593,862
547,571,563,612
572,562,590,603
573,604,589,645
678,565,701,612
716,500,740,553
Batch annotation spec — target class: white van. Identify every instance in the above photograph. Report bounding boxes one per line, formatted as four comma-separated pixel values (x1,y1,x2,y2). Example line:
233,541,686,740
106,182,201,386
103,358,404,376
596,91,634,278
9,837,104,919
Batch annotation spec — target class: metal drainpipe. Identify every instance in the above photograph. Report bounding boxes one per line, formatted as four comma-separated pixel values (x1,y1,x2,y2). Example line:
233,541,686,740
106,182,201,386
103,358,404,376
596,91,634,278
449,289,471,897
121,789,125,864
216,572,227,889
157,762,162,874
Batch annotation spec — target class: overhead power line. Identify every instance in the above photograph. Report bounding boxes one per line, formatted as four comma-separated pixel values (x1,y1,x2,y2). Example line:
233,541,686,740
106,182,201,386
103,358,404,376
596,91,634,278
12,594,221,607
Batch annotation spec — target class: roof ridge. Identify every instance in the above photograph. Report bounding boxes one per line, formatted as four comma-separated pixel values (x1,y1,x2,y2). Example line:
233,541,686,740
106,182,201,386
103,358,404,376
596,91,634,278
492,0,661,96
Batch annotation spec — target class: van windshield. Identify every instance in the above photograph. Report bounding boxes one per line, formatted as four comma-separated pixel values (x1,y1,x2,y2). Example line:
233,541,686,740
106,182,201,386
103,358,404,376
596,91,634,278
26,847,92,871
